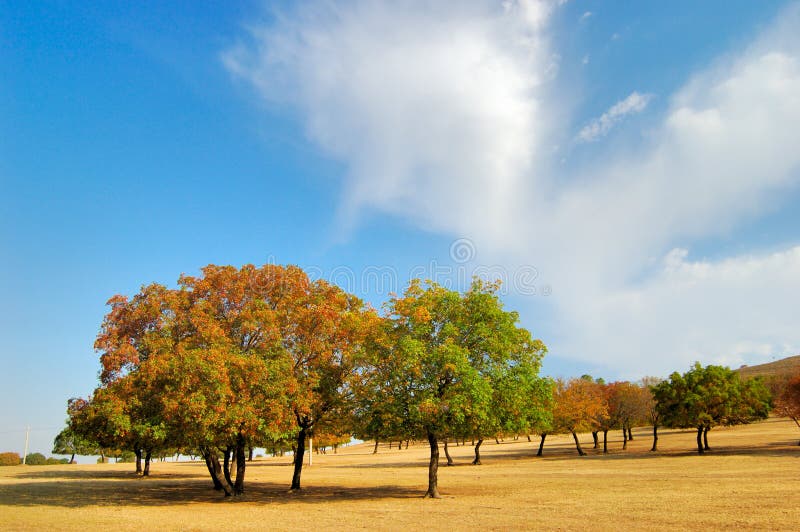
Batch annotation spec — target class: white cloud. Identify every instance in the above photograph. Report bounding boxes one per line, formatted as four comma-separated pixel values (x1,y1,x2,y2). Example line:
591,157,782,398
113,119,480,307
576,91,653,142
580,11,592,21
223,0,561,241
573,246,800,377
226,1,800,377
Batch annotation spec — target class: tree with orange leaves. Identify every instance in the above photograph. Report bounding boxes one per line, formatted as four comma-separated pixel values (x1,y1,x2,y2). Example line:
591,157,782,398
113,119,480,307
82,263,374,495
552,377,608,456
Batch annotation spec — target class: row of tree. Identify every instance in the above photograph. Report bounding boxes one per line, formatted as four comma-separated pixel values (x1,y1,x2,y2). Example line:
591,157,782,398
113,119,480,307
62,263,786,499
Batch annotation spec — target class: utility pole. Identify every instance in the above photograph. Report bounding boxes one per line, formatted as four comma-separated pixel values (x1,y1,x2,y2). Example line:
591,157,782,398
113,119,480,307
22,426,30,464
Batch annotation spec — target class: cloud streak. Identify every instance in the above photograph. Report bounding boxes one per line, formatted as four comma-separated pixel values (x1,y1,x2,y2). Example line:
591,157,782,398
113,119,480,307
576,91,653,142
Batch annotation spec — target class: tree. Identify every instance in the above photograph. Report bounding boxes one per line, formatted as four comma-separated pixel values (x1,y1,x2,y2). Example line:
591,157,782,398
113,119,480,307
25,453,47,465
363,280,547,497
653,363,771,453
52,426,98,463
639,377,661,451
454,280,550,466
552,378,607,456
364,281,489,498
774,373,800,444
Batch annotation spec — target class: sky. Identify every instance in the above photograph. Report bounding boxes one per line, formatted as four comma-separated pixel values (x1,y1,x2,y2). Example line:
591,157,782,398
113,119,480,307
2,0,799,457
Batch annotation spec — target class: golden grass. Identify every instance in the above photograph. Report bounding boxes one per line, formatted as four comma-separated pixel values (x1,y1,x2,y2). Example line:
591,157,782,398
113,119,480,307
1,418,798,531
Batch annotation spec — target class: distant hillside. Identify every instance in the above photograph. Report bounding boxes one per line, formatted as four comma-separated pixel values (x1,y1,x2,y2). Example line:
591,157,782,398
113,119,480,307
734,355,800,380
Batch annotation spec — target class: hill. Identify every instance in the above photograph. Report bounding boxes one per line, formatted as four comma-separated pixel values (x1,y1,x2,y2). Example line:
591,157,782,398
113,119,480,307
735,354,800,380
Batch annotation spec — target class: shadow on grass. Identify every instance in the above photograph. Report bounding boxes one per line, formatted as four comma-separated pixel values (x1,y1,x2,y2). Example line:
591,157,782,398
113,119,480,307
478,438,800,463
0,475,422,508
11,469,203,481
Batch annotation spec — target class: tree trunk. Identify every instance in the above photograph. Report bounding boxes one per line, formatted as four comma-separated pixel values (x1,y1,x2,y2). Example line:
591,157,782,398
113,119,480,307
495,437,501,445
248,446,254,462
234,435,246,495
424,430,441,499
571,431,586,456
703,426,710,451
223,447,234,488
135,449,142,475
537,434,546,456
696,426,704,454
443,439,454,466
373,440,379,454
602,430,608,454
69,452,75,464
143,450,151,477
202,449,225,492
527,434,532,442
627,427,634,441
405,440,410,449
472,439,483,465
592,431,599,449
291,426,307,490
622,426,628,450
651,425,658,452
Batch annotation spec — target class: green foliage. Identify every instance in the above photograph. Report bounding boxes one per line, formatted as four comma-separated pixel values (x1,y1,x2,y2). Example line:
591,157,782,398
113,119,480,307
654,363,771,430
25,452,47,465
117,450,137,463
45,457,70,465
0,452,21,466
53,426,98,460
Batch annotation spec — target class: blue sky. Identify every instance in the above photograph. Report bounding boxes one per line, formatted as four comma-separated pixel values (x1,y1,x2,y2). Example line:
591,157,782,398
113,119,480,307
2,1,799,457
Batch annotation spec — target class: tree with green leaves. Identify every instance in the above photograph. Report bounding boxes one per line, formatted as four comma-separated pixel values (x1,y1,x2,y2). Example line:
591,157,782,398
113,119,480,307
653,363,771,453
454,280,549,466
362,279,547,497
52,426,98,464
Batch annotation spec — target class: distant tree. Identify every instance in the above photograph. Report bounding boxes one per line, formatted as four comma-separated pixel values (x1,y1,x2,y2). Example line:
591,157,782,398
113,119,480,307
552,378,608,456
52,426,98,463
774,373,800,444
0,452,21,466
597,381,639,453
25,453,47,465
653,363,771,453
639,377,661,451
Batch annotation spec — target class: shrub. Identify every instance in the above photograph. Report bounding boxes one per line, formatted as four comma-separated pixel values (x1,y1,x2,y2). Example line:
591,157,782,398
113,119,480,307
45,457,69,465
0,452,21,466
25,452,47,465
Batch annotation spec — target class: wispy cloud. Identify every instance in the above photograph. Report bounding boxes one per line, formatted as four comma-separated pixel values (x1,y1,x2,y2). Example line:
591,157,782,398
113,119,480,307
576,91,653,142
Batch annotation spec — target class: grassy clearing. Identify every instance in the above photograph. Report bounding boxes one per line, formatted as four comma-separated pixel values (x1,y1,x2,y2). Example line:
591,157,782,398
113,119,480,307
1,418,798,530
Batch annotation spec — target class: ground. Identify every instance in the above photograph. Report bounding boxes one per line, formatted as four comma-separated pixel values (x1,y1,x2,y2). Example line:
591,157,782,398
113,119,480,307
1,418,798,530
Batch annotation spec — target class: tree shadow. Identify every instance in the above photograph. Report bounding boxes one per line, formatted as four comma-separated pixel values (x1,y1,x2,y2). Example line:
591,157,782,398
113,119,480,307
11,469,201,481
0,475,422,508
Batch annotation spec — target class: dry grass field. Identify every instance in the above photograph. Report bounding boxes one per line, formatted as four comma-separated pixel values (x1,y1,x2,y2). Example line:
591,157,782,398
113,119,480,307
1,418,798,531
